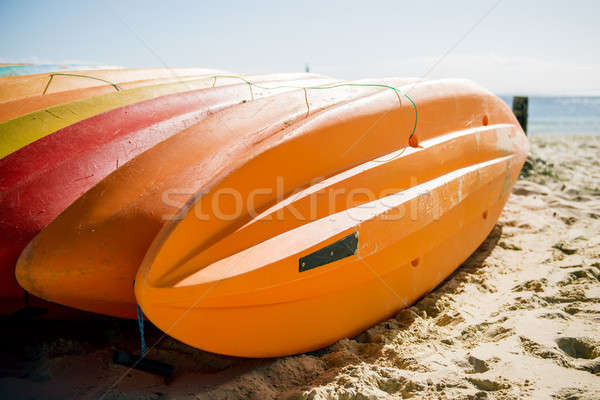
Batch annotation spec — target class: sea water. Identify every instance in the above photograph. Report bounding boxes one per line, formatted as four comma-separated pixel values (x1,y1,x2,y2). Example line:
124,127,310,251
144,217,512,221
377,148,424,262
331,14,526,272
0,64,119,77
500,96,600,135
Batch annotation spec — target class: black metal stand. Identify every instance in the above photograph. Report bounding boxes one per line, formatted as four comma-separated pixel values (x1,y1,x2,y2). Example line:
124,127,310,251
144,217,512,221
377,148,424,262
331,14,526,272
112,350,174,378
10,292,48,319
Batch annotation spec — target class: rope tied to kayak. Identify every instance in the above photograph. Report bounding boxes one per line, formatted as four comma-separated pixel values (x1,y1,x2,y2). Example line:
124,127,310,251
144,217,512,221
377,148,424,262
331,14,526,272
132,280,147,358
212,75,256,100
42,73,122,95
136,303,147,358
203,75,419,143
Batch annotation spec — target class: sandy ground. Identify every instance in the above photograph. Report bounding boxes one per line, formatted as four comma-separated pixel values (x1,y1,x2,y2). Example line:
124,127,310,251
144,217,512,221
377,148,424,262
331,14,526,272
1,134,599,400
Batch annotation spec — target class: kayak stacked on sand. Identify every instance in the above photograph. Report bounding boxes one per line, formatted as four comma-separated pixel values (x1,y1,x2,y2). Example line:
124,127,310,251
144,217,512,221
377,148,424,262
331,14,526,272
1,67,528,357
0,68,335,306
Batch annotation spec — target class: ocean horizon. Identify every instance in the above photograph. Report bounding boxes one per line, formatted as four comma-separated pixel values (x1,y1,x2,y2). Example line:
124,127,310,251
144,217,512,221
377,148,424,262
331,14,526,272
499,95,600,135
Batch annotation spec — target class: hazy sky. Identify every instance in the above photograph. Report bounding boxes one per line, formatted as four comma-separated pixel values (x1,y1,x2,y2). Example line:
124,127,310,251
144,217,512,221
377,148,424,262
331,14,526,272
2,0,599,95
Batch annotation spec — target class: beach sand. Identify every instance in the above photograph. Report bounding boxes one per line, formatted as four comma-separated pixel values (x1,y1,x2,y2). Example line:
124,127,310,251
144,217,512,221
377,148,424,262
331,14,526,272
1,134,599,399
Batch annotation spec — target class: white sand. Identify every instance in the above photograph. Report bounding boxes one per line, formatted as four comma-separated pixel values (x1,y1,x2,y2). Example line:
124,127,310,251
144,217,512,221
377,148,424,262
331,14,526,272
2,134,599,399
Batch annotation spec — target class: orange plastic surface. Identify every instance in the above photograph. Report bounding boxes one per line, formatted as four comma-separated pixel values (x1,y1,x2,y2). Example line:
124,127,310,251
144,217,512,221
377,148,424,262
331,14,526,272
134,80,528,357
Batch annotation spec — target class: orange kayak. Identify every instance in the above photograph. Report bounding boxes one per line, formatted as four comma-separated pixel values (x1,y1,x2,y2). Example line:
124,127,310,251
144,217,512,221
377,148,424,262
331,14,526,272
131,79,529,357
17,76,404,317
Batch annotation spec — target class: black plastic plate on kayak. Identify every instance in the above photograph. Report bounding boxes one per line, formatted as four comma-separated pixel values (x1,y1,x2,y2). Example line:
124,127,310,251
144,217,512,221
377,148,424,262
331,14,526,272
299,232,358,272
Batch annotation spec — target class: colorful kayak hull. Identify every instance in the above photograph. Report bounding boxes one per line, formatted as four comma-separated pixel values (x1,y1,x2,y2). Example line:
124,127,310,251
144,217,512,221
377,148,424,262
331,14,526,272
132,81,529,357
1,73,266,158
0,73,331,303
0,74,228,123
0,72,332,159
15,78,419,318
0,67,222,102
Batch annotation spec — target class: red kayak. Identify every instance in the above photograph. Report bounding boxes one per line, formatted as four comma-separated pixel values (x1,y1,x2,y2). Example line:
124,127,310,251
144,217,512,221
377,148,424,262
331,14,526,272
0,73,333,308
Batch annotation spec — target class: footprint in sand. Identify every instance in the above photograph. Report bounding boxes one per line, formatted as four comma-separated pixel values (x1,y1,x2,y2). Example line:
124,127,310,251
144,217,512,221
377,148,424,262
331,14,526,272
555,337,600,377
555,337,600,360
519,336,572,368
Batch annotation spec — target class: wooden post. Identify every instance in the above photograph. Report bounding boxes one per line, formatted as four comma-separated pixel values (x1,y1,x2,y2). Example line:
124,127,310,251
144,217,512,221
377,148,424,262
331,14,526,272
512,96,528,134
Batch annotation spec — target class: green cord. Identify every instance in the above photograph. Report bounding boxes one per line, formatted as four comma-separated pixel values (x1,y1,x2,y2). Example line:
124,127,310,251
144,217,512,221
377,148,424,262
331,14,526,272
207,75,418,139
42,73,122,95
40,72,418,140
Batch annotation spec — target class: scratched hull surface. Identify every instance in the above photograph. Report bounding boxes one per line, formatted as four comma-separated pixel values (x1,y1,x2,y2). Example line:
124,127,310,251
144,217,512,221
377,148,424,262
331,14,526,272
133,80,529,357
0,73,331,304
15,78,421,318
